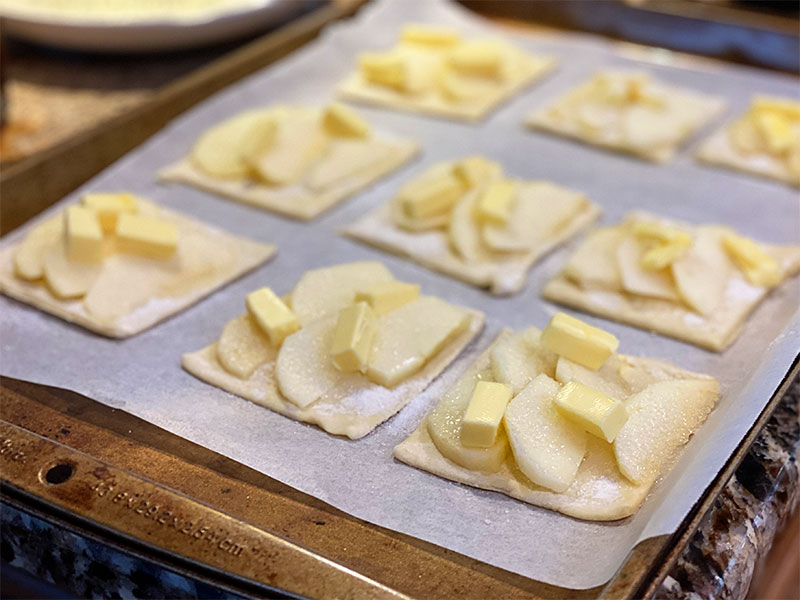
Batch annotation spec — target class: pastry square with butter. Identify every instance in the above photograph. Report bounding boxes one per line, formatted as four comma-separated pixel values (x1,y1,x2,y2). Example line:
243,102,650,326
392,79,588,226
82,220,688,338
394,314,720,521
0,195,276,338
182,262,485,439
525,70,726,163
337,24,557,122
542,213,800,351
159,103,419,220
341,156,601,295
696,95,800,187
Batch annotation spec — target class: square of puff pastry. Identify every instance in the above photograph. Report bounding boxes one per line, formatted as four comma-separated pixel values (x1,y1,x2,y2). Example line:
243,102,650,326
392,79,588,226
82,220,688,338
182,262,485,439
542,212,800,351
337,25,557,122
526,70,726,163
341,157,601,296
160,105,420,221
394,327,719,521
0,198,276,338
696,95,800,187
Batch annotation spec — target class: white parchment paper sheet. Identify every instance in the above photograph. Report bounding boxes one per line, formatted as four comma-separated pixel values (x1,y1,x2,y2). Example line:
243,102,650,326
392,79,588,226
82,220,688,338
1,0,799,589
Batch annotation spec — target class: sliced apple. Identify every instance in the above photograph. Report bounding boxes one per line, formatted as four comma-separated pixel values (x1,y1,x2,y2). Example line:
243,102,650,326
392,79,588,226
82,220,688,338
671,227,732,316
43,244,102,299
275,314,340,408
290,261,394,326
616,236,679,300
427,367,509,472
562,226,624,290
448,192,489,263
504,374,588,493
250,111,329,185
482,183,586,252
490,327,557,394
367,296,469,387
391,200,451,231
306,139,394,192
216,314,276,379
614,378,719,485
82,256,173,322
191,110,276,179
14,217,63,281
555,356,631,403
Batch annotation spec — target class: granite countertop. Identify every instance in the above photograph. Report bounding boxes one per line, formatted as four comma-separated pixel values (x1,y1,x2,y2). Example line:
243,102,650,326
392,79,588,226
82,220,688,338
657,374,799,600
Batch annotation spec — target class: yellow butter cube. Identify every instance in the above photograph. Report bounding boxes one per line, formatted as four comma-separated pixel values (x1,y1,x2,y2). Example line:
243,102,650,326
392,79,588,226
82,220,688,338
554,381,628,443
475,180,515,225
753,110,794,155
751,96,800,121
246,287,300,346
355,281,420,315
722,232,781,288
641,240,690,271
330,301,377,374
460,381,512,448
453,156,497,188
115,214,178,260
399,172,465,219
64,206,104,263
322,103,370,138
401,24,460,47
448,41,504,79
82,193,138,232
359,51,406,90
632,221,691,245
541,312,619,371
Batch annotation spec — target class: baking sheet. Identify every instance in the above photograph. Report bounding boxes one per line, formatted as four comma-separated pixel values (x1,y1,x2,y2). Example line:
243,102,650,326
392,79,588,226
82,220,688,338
1,0,799,589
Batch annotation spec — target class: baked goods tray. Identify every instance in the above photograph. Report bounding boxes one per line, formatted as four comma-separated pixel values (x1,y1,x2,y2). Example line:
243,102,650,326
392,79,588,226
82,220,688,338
1,0,799,597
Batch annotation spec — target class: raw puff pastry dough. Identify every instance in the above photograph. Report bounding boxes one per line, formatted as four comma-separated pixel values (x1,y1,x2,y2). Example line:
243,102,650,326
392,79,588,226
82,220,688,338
0,200,276,338
159,107,420,221
342,167,601,296
182,310,484,439
696,98,800,187
338,32,557,122
542,213,800,351
394,330,717,521
526,70,726,163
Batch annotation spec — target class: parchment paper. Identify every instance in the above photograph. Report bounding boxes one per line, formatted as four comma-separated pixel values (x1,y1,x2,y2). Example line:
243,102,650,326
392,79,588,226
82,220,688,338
1,0,799,589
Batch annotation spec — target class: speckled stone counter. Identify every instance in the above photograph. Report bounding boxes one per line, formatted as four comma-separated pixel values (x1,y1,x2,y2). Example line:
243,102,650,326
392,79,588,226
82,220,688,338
656,374,799,600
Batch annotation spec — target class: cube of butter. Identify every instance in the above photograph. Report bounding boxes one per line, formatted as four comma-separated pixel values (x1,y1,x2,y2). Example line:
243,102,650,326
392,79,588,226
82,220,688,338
632,221,691,245
323,103,370,138
64,206,104,263
359,51,406,91
475,180,515,225
453,156,497,188
355,281,420,315
115,214,178,260
448,41,504,80
641,238,692,271
330,301,377,374
541,312,619,371
82,193,138,232
554,381,627,443
460,381,512,448
401,24,460,47
753,111,794,155
399,172,465,219
722,232,781,288
246,287,300,346
751,96,800,121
